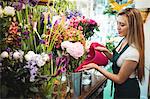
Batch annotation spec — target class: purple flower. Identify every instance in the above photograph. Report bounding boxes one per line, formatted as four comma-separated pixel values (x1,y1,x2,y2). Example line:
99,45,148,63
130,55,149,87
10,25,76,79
53,67,67,77
22,31,29,35
48,53,53,59
61,67,66,72
54,20,59,26
53,69,61,77
12,2,23,11
53,55,69,77
30,66,38,82
66,10,82,19
67,12,73,19
74,11,81,17
56,56,69,67
6,47,11,52
17,37,22,41
0,2,3,7
25,35,29,39
39,39,46,44
56,57,61,66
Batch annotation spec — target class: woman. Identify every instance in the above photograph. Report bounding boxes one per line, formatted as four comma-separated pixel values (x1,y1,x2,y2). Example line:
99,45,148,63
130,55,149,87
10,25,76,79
79,8,145,99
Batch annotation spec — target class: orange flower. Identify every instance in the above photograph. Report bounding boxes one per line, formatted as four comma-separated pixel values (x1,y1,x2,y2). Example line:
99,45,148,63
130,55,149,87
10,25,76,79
8,22,19,34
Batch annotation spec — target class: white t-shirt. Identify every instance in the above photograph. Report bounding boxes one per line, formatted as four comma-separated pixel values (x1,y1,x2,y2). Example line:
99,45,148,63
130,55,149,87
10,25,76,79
116,44,140,78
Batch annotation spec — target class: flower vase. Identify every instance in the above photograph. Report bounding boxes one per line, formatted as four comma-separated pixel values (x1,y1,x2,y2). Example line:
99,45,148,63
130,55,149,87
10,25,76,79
71,72,82,97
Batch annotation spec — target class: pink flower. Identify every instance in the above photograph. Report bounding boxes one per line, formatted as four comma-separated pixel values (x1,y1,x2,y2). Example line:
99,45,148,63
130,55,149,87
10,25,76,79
69,22,74,27
88,19,97,25
61,41,84,59
78,26,83,30
61,41,72,50
80,19,87,24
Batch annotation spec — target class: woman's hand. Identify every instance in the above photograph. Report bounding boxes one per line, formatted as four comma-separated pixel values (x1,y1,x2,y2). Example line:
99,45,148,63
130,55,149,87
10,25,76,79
79,63,98,71
95,46,108,52
95,46,113,60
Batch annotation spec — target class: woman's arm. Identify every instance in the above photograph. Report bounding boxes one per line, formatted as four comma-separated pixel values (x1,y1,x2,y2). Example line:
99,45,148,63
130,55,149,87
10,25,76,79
80,60,138,84
95,46,113,60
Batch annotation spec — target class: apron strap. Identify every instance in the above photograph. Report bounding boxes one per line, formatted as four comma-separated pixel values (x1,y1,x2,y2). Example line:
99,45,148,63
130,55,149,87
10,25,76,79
110,43,129,97
110,38,125,62
115,38,125,49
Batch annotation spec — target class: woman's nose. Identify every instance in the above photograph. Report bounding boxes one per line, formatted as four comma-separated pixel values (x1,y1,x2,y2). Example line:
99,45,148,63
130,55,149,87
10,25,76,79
117,25,121,30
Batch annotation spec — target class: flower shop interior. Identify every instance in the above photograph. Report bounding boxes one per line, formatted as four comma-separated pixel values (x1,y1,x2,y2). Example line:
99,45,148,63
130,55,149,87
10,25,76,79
0,0,150,99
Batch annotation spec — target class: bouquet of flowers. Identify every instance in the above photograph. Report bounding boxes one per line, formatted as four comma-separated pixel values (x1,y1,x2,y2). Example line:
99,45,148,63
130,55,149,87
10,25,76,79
0,0,77,98
69,16,100,40
0,0,100,98
0,50,51,98
61,41,86,73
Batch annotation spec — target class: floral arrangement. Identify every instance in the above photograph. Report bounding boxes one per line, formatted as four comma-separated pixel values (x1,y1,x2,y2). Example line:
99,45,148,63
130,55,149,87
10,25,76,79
0,0,76,98
0,50,51,97
61,41,86,72
69,16,100,40
0,0,99,98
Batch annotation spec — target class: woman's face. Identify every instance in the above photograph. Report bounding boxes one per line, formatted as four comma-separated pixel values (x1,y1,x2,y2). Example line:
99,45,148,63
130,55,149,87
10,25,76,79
116,15,129,37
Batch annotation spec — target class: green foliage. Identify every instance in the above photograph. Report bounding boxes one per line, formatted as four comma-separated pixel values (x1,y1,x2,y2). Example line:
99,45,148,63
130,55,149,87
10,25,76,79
103,5,117,16
106,42,115,52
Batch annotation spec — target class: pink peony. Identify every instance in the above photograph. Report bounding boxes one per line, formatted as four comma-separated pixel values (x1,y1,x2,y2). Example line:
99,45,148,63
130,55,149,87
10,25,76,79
61,41,84,59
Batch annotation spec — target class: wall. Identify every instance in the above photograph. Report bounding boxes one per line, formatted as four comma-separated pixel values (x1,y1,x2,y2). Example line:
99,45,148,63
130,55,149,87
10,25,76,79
140,12,150,99
135,1,150,99
135,0,150,8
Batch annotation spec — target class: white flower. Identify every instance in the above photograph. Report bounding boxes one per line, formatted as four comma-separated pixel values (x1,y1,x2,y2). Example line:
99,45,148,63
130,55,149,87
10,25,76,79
0,6,3,17
13,51,21,60
37,59,46,67
0,51,9,58
30,76,35,82
27,51,35,56
24,51,35,61
3,6,15,16
24,54,31,61
13,50,24,60
41,53,49,62
35,54,45,67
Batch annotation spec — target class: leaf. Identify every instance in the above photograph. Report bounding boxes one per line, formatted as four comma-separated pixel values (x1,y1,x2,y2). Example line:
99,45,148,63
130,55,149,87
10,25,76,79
95,26,100,31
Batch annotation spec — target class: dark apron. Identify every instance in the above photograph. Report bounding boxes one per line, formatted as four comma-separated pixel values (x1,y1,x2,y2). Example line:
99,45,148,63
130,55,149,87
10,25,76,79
111,40,140,99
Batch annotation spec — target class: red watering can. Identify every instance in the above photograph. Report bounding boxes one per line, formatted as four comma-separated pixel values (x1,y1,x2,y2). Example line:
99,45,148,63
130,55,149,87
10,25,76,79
75,42,108,72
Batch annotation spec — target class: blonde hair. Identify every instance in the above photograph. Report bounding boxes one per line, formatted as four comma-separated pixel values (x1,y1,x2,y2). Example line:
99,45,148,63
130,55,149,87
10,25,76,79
118,8,145,82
